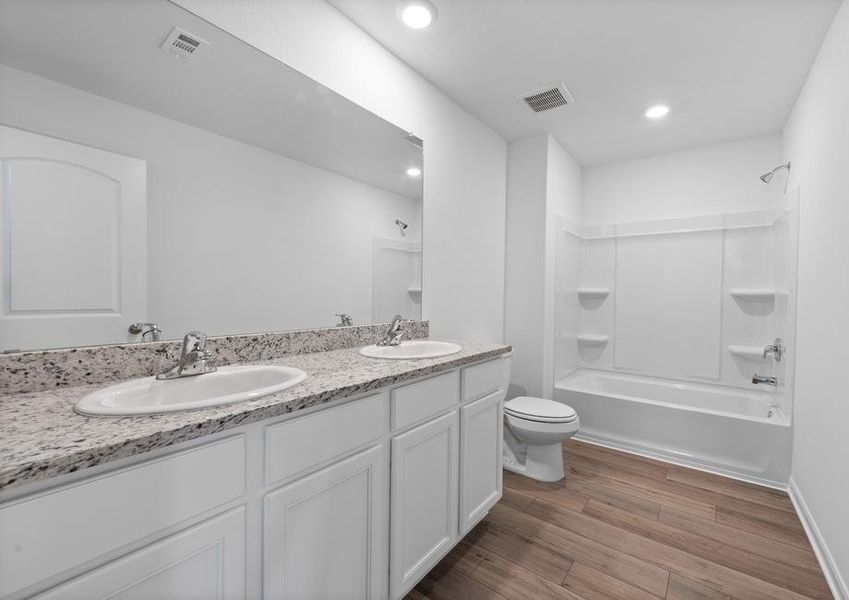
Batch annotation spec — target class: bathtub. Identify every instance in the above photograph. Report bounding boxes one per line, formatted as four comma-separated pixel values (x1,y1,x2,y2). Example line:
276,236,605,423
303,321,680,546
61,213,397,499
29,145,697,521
555,369,792,486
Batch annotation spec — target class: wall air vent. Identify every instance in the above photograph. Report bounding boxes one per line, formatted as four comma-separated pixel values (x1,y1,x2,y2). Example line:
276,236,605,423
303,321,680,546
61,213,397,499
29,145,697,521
160,27,209,61
519,82,574,113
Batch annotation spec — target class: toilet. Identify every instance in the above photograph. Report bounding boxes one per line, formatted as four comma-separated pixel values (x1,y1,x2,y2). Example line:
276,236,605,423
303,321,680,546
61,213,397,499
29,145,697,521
503,396,580,482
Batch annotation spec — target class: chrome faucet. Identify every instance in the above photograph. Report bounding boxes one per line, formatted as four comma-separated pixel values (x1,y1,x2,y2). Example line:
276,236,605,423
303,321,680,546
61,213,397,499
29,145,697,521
156,331,217,380
752,374,777,386
377,314,405,347
763,337,784,362
335,313,353,327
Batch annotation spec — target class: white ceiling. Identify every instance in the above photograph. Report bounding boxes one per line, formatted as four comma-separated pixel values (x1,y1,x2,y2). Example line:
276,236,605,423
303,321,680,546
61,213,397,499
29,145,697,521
327,0,841,166
0,0,423,199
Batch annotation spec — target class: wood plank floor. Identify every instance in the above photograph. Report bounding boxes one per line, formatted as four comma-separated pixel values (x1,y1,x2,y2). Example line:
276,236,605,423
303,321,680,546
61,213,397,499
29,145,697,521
406,439,832,600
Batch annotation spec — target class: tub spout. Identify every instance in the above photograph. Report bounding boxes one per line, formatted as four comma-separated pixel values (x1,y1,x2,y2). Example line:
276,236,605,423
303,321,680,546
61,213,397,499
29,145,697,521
752,374,777,386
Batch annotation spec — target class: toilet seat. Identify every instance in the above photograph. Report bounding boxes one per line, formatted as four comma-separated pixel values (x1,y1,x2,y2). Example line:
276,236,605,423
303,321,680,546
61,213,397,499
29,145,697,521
504,396,577,424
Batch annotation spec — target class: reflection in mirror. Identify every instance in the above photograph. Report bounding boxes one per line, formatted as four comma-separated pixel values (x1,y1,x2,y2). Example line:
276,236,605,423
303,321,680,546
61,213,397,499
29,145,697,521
0,0,423,352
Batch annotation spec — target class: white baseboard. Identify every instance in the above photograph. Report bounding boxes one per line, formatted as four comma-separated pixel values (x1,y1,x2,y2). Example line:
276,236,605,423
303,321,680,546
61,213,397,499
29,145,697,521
787,477,848,600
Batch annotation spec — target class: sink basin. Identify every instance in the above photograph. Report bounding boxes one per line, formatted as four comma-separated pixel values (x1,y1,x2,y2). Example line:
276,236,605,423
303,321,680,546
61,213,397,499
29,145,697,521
75,365,307,416
359,340,462,360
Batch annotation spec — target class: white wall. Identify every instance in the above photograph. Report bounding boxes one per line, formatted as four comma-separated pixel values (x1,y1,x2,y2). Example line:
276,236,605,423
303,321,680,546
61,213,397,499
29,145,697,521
582,135,784,225
174,0,508,343
505,134,581,398
504,136,548,397
0,65,420,337
782,0,849,594
544,138,582,395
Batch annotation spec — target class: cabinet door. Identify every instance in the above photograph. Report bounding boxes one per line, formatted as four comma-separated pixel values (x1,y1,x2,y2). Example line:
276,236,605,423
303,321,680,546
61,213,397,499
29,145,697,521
264,445,387,600
36,508,246,600
459,390,503,534
390,411,459,599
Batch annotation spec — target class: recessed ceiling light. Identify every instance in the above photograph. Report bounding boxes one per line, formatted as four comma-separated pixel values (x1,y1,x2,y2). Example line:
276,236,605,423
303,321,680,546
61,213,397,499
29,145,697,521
406,166,422,177
397,0,438,29
645,104,670,120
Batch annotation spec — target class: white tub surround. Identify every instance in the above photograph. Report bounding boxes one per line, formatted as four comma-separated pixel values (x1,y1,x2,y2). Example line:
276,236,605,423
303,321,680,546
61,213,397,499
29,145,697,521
0,345,511,600
556,206,798,396
556,369,792,486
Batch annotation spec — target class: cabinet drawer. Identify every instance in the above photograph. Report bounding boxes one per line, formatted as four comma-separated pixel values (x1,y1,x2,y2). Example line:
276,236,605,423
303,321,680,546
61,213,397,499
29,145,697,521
265,393,385,485
462,357,509,402
0,435,246,598
391,371,459,431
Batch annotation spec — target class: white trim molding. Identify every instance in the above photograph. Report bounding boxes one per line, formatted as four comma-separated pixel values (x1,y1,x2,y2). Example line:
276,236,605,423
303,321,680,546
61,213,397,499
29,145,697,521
562,208,788,240
788,476,848,600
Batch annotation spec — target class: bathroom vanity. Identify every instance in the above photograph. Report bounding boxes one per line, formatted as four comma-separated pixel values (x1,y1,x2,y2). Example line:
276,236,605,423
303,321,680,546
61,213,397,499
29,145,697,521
0,341,511,600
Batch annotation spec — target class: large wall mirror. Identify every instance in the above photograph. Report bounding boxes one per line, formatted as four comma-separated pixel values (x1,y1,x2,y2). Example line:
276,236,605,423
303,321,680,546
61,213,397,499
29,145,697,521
0,0,423,352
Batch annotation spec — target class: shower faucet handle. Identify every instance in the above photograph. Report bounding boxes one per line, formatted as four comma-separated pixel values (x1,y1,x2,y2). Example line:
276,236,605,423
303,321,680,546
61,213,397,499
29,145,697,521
763,337,784,361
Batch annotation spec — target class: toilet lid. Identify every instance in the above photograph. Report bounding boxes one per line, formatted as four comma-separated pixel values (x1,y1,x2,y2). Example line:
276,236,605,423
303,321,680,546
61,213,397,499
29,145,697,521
504,397,577,423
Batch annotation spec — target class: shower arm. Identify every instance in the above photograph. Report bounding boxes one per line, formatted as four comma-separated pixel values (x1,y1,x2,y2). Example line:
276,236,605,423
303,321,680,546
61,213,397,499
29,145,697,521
759,162,791,184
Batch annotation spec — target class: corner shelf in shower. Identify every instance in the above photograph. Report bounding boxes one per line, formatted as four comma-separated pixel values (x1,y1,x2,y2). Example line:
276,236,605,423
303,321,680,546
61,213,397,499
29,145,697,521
728,345,769,361
577,334,610,345
407,287,422,294
728,289,787,302
577,288,610,300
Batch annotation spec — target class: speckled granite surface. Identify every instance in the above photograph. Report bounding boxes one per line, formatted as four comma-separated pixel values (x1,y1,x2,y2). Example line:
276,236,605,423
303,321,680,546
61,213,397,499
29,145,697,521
0,341,510,493
0,321,429,395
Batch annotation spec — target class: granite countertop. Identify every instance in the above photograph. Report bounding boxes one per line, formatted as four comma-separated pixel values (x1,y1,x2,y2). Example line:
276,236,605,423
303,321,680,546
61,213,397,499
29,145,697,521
0,342,510,493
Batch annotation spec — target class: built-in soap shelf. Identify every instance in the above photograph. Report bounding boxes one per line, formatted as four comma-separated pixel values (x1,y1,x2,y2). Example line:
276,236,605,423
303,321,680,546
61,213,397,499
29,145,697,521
577,288,610,299
577,334,610,345
728,345,769,361
728,288,787,302
407,287,422,294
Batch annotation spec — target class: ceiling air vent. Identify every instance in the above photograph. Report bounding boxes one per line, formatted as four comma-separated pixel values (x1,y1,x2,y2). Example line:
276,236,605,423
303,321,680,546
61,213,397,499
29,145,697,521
160,26,209,61
520,82,574,113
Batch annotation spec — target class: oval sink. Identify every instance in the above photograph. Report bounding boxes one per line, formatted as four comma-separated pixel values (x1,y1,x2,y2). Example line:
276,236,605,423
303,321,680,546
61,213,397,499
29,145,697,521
359,340,462,360
75,365,307,416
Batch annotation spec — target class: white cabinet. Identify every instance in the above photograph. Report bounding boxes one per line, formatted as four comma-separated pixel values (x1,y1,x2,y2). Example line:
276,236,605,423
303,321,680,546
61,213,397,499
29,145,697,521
391,371,459,430
1,354,510,600
390,411,460,599
264,393,385,486
459,390,504,534
0,435,246,599
264,445,387,600
35,508,246,600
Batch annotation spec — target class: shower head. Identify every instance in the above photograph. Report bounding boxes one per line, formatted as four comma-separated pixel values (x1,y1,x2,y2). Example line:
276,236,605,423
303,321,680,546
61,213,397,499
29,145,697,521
395,219,408,230
760,162,791,184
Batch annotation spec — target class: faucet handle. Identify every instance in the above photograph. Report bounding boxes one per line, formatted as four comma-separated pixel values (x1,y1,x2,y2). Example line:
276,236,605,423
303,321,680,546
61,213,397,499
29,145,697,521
181,330,208,353
763,337,784,361
129,322,162,341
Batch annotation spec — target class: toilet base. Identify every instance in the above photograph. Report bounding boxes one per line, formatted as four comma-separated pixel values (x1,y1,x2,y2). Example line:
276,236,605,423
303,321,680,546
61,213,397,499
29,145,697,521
503,440,565,482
